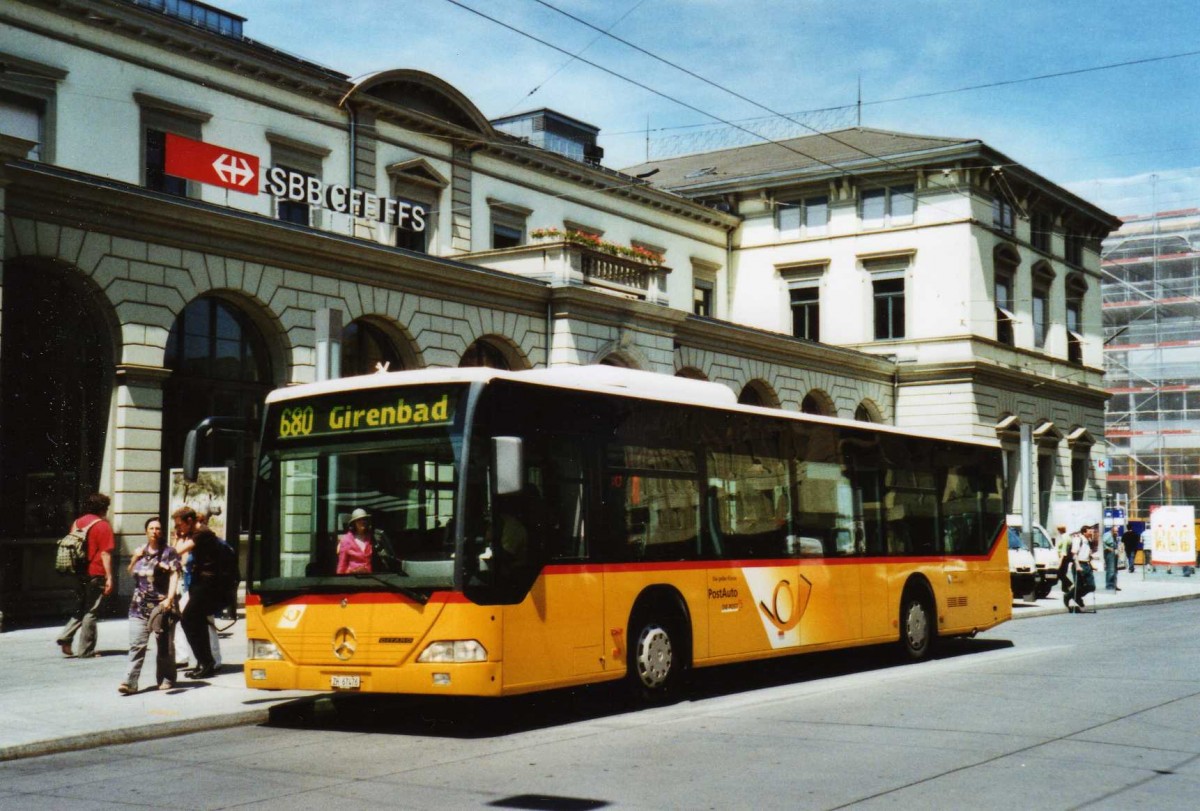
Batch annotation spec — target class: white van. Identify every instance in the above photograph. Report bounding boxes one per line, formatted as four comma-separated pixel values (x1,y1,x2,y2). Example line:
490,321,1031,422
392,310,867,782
1008,516,1058,599
1006,527,1038,600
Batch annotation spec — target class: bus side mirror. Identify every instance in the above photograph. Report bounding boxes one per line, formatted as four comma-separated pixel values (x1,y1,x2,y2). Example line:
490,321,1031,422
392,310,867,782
182,428,201,483
492,437,523,496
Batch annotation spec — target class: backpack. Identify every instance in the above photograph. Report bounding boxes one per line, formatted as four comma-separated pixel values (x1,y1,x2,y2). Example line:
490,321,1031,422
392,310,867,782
55,519,101,576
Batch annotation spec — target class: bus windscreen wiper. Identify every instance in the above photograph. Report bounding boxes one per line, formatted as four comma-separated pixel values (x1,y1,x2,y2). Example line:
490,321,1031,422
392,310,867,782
352,571,429,604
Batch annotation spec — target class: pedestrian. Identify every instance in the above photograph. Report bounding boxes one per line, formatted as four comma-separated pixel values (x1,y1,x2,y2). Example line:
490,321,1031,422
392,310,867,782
1142,528,1156,573
196,507,226,669
172,505,221,679
1104,525,1121,591
1121,525,1139,574
1068,524,1098,613
56,493,115,658
171,516,193,669
1055,524,1073,603
119,517,182,694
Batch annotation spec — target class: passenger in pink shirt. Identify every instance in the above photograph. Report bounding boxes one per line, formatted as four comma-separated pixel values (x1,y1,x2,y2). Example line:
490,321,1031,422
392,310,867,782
337,509,374,574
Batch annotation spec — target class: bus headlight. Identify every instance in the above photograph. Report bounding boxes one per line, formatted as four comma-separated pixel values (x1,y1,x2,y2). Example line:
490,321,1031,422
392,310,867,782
248,639,284,661
416,640,487,663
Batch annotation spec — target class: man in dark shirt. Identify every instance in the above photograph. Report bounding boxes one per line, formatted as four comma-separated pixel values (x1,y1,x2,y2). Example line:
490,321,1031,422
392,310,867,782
1121,527,1140,573
172,505,221,679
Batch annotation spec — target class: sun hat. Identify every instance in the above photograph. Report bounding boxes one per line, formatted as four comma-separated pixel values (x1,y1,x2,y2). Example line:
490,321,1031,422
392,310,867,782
347,508,371,526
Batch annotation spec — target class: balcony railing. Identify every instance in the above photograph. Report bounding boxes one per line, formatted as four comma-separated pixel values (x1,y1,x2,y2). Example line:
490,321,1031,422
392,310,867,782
578,249,659,294
463,239,671,304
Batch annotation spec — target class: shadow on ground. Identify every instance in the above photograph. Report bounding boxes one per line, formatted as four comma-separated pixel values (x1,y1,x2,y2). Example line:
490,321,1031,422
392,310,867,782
265,636,1013,739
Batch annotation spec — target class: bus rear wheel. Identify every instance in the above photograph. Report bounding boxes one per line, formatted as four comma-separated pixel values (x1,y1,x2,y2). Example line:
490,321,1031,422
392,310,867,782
899,591,934,661
627,610,686,702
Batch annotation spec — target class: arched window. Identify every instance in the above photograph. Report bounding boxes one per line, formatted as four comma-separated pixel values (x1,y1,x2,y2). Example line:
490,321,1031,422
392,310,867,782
341,319,401,376
738,379,779,408
163,296,272,528
801,391,833,416
459,338,511,370
855,403,876,423
0,264,112,536
738,386,765,407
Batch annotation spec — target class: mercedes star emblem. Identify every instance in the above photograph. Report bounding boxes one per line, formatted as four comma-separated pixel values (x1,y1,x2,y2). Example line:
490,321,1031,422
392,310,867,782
332,627,357,660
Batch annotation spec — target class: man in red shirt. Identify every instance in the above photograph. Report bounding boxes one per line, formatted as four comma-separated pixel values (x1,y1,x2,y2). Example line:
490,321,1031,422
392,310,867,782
56,493,115,658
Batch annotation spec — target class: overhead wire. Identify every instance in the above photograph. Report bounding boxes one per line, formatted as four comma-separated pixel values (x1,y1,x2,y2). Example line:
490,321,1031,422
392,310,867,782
602,48,1200,138
494,0,650,119
450,0,1161,238
525,0,933,178
438,0,912,192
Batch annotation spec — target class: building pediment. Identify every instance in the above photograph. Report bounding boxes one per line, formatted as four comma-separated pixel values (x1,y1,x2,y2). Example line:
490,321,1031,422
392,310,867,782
341,69,494,136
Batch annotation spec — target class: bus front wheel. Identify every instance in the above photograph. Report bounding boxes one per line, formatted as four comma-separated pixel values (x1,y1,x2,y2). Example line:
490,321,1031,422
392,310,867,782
899,591,934,661
627,610,686,702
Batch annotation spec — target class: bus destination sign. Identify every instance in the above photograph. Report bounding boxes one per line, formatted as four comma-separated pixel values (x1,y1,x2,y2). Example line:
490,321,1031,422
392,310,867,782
276,391,453,440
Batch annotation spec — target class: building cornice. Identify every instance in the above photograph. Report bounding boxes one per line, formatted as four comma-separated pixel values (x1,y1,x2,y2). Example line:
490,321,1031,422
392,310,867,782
19,0,349,91
676,318,895,382
661,141,1119,234
5,162,551,317
897,359,1109,407
11,0,738,233
549,285,687,336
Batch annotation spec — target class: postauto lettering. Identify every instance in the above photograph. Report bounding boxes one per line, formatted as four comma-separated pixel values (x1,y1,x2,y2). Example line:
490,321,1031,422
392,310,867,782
277,392,452,439
263,166,427,231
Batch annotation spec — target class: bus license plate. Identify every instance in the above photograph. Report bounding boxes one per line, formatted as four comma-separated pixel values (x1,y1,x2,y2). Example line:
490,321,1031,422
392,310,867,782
330,675,361,690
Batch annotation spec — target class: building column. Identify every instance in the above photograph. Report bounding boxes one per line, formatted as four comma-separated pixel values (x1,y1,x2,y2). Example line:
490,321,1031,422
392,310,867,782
111,364,171,598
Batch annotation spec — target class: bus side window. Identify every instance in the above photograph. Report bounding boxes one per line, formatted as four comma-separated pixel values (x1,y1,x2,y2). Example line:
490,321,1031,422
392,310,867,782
538,439,588,561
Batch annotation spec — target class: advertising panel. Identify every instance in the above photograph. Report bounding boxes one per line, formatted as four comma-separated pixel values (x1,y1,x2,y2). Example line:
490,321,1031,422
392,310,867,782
1148,505,1197,567
169,467,229,540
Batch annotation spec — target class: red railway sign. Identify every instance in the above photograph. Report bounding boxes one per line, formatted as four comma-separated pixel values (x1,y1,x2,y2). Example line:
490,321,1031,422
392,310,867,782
164,133,260,194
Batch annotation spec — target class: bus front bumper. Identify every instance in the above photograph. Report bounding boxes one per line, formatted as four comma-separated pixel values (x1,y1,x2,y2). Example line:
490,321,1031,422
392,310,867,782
244,660,504,696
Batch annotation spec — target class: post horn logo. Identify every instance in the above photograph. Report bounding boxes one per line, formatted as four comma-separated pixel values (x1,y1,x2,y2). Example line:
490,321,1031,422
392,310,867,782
332,627,357,660
758,576,811,634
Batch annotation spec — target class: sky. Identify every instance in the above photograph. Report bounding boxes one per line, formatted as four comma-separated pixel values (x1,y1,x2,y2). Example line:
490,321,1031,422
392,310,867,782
216,0,1200,218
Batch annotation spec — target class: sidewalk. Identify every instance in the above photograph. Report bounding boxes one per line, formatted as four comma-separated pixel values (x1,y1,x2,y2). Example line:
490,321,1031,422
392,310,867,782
1011,565,1200,617
3,567,1199,762
0,615,314,762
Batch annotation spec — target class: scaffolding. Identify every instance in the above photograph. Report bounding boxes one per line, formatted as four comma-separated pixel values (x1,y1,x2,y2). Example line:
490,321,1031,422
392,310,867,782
1102,192,1200,519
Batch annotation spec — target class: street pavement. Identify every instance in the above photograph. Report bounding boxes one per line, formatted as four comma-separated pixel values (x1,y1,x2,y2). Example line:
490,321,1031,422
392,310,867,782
1,565,1197,763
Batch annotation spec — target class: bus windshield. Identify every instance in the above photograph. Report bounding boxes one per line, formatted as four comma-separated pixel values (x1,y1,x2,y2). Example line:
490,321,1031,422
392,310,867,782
249,384,468,601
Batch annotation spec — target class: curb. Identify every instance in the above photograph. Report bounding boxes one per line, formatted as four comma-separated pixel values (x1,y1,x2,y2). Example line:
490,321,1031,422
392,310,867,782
1011,590,1200,620
0,709,268,763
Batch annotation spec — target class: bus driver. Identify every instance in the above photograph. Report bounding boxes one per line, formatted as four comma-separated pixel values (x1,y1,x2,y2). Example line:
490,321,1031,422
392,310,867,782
337,509,374,574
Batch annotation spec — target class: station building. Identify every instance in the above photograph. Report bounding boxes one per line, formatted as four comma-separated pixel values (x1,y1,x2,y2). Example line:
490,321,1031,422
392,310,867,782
0,0,1117,623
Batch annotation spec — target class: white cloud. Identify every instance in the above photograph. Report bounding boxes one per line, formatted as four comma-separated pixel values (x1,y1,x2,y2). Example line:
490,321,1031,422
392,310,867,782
1066,168,1200,219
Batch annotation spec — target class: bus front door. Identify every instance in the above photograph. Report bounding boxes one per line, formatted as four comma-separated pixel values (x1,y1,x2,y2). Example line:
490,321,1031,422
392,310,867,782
501,568,606,691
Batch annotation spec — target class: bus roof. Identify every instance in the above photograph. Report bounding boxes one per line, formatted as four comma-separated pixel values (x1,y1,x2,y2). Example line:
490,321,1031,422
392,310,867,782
266,366,999,449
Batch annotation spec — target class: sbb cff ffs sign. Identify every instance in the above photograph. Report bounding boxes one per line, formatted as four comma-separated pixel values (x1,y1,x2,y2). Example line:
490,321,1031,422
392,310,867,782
164,133,260,194
263,166,428,231
161,135,426,232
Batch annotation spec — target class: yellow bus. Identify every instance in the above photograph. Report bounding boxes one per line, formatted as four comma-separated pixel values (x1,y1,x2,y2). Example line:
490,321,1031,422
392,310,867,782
244,366,1010,700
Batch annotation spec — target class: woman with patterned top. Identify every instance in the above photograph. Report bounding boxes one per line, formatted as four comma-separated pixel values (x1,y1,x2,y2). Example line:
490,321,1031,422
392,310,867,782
337,508,374,574
120,517,182,694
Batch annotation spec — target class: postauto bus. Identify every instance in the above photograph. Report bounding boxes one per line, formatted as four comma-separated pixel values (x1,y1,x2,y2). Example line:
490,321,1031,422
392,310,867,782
244,366,1010,700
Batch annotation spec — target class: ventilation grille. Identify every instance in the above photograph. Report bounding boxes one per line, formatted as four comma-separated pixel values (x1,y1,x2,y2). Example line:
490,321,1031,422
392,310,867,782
947,596,968,609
